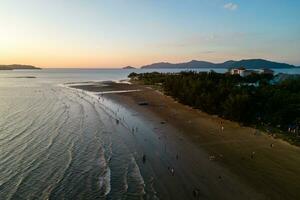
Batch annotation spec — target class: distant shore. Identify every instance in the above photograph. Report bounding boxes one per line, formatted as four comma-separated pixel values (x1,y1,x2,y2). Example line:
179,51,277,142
0,64,40,70
69,81,300,199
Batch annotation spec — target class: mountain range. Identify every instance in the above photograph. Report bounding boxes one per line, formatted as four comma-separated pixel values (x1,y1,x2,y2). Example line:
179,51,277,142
140,59,298,69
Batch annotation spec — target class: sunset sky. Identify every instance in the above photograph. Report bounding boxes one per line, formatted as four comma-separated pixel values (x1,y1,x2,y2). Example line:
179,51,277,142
0,0,299,68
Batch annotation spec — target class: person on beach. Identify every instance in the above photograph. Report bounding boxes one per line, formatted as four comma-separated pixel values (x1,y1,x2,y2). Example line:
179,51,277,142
251,151,255,159
142,154,146,164
170,167,175,176
193,188,200,199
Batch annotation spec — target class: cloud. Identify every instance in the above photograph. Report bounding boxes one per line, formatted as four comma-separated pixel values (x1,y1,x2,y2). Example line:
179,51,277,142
224,2,238,11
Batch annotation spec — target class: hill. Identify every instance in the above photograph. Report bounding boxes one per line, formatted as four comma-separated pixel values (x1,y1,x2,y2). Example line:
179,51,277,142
123,66,136,69
141,59,296,69
0,64,40,70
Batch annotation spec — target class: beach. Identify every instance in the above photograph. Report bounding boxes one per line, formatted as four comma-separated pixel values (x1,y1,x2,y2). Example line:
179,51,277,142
0,69,299,199
70,81,300,199
1,0,300,198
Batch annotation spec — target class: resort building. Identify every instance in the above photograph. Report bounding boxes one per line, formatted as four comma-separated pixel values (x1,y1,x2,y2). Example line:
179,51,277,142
258,68,274,75
230,67,245,75
230,67,274,77
230,67,256,77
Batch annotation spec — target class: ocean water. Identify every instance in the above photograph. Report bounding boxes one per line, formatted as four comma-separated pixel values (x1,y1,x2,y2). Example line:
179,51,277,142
0,69,146,200
0,68,300,200
0,67,299,84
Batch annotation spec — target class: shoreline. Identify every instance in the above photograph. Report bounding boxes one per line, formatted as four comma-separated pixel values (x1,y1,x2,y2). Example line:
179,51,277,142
69,81,300,199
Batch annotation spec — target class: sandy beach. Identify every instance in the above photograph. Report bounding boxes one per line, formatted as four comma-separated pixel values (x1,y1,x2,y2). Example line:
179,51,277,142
70,81,300,200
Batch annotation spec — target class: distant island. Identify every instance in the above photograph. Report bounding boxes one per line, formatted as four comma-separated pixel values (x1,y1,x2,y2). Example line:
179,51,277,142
0,64,40,70
141,59,298,69
123,66,136,69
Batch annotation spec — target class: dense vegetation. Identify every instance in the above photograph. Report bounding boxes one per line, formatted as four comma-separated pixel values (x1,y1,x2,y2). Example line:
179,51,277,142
129,71,300,144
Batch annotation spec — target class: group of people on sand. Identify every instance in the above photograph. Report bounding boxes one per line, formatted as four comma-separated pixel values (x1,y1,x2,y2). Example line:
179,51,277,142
142,152,206,199
142,153,177,177
132,127,138,133
167,166,175,176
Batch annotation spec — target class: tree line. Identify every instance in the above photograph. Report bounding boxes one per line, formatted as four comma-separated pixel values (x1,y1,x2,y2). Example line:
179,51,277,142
129,71,300,144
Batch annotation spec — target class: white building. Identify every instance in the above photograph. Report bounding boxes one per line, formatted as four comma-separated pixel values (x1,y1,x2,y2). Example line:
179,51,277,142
258,68,274,75
230,67,255,77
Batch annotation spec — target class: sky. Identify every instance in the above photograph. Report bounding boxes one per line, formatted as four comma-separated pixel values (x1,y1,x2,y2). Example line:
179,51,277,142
0,0,299,68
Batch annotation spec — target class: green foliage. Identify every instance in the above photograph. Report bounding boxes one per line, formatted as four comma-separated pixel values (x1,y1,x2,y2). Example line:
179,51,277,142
129,71,300,141
128,72,138,78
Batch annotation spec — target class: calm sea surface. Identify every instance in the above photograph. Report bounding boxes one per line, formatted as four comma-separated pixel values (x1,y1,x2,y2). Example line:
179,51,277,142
0,68,299,200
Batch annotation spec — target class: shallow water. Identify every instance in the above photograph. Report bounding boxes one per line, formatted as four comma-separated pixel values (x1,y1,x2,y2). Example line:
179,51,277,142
0,70,146,199
0,69,183,199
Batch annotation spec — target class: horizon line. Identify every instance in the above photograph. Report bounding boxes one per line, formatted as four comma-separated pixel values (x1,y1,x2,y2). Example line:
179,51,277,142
16,58,300,69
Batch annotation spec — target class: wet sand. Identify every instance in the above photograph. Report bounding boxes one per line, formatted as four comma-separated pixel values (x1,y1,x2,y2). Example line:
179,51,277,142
71,81,300,200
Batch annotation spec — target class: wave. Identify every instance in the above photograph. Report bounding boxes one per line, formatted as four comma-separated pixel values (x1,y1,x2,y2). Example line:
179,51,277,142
98,167,111,197
126,156,146,197
0,82,155,199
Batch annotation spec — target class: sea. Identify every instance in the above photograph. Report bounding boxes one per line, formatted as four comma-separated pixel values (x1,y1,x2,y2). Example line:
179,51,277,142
0,67,299,200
